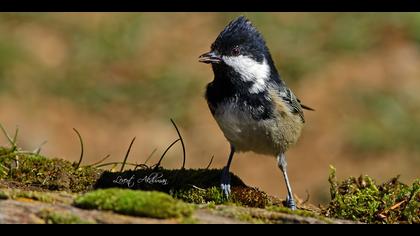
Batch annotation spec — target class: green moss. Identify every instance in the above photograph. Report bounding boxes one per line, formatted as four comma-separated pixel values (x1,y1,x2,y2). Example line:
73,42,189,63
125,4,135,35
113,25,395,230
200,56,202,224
173,186,273,208
38,209,94,224
0,147,13,156
325,166,420,224
74,188,194,219
172,186,226,205
0,151,102,192
231,186,272,208
0,189,8,199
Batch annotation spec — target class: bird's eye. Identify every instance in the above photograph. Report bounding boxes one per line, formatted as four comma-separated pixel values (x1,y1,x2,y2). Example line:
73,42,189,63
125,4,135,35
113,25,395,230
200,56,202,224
231,46,240,56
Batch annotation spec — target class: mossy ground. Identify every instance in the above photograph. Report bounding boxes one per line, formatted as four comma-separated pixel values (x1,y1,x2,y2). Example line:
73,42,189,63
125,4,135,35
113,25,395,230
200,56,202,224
1,145,419,224
74,188,194,219
0,147,102,192
0,145,277,210
325,166,420,224
96,168,275,208
0,189,8,199
0,188,75,205
12,190,55,203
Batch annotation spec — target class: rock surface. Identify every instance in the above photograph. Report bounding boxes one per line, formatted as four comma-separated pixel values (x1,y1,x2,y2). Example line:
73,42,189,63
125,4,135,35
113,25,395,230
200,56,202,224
0,189,357,224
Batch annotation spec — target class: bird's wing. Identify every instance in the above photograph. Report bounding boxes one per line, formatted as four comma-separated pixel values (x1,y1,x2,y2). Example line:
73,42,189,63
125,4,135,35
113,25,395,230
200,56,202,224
278,87,306,122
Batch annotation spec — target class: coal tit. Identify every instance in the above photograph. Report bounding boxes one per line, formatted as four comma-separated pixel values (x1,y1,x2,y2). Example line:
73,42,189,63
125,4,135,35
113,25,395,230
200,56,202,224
199,16,313,210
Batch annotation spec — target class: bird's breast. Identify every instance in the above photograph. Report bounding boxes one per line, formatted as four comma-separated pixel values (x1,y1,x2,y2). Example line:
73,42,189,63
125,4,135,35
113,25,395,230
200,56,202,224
211,100,303,156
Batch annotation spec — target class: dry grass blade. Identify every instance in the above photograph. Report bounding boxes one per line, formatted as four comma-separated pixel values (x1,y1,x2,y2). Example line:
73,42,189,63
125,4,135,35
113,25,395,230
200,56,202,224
33,140,48,155
303,190,310,204
12,126,19,145
170,119,186,169
89,154,111,167
377,199,408,218
390,200,406,210
73,128,84,169
153,138,180,170
143,148,157,165
120,137,136,172
0,123,16,148
95,161,139,169
206,155,214,169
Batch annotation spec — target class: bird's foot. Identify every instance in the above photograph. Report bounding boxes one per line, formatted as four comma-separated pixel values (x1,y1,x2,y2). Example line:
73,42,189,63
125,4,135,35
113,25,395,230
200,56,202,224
284,195,297,210
220,167,231,199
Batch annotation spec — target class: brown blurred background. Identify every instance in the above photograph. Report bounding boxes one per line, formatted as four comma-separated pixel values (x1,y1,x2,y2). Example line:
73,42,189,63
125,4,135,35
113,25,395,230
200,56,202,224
0,13,419,205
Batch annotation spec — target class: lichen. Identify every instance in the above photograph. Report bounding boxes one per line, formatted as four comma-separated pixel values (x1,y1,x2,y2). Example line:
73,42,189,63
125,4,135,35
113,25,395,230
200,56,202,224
210,205,265,223
38,209,95,224
74,188,194,219
325,166,420,224
208,205,326,224
267,206,317,218
267,206,334,223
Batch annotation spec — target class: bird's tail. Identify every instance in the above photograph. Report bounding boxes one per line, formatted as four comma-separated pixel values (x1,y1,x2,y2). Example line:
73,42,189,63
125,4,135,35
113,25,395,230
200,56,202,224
301,104,315,111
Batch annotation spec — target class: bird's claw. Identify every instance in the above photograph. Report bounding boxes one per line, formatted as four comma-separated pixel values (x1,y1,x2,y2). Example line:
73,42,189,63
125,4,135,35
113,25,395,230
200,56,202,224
285,195,297,210
220,167,231,199
220,183,231,198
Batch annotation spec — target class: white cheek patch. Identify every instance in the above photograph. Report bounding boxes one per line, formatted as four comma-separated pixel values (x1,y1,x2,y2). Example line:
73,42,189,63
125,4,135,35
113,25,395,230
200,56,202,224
223,55,270,94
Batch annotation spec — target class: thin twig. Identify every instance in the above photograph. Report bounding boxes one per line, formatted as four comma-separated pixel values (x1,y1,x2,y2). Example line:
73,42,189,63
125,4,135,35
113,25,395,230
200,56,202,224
73,128,84,169
89,154,111,167
120,137,136,172
153,138,180,170
143,148,157,165
390,200,406,210
14,155,19,170
206,155,214,169
170,119,186,169
189,185,205,191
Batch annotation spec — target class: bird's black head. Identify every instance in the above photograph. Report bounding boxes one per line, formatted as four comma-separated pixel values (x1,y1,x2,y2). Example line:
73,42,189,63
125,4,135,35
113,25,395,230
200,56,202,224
199,16,280,92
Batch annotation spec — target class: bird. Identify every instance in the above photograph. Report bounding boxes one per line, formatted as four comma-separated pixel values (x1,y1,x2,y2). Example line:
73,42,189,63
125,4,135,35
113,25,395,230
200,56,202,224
198,16,314,210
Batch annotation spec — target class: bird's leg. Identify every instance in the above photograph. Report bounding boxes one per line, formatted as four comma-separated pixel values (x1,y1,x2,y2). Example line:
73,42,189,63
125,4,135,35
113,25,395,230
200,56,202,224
277,153,297,210
221,145,235,198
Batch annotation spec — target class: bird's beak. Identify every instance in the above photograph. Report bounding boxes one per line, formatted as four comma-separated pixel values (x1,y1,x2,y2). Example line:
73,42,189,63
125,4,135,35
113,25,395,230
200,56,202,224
198,51,222,64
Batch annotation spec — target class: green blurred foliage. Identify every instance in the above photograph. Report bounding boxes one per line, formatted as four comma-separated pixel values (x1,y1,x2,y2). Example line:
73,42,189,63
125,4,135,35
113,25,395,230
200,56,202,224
346,89,420,155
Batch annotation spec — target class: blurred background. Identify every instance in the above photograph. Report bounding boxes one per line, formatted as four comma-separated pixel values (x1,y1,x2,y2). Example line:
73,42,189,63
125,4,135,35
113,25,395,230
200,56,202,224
0,13,419,205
